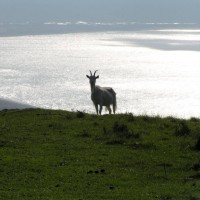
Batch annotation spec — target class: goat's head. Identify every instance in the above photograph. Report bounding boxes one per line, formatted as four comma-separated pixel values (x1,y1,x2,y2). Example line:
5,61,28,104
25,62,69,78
86,70,99,93
86,70,99,85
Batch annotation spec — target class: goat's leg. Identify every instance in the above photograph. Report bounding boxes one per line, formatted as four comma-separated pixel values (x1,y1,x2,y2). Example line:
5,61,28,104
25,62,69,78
107,106,112,114
113,104,116,114
99,105,103,115
95,104,98,115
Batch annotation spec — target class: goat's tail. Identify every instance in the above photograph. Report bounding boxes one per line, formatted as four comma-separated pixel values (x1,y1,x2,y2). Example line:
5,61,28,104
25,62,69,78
113,92,117,114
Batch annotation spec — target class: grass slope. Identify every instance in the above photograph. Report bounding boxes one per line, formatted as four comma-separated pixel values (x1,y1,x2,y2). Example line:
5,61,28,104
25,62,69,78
0,109,200,200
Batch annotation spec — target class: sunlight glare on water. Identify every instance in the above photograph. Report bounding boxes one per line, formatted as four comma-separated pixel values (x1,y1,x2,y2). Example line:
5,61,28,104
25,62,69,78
0,29,200,118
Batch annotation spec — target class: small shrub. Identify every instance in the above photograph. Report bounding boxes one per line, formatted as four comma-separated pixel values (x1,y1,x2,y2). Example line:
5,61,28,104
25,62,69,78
189,173,200,180
106,140,124,145
78,130,91,138
103,127,107,135
160,195,172,200
190,117,199,122
160,122,171,129
175,120,190,136
93,122,99,126
48,122,62,130
113,122,131,138
190,197,199,200
113,122,128,133
195,137,200,151
192,163,200,171
65,115,73,120
76,111,85,118
131,132,140,139
130,142,156,150
141,115,150,122
166,116,178,123
126,113,135,122
0,140,7,147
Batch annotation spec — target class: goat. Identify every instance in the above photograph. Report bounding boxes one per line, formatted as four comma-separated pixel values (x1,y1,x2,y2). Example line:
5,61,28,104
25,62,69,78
86,70,117,115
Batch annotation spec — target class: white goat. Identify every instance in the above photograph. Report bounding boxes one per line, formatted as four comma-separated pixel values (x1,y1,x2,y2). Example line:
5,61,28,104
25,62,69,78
86,70,117,115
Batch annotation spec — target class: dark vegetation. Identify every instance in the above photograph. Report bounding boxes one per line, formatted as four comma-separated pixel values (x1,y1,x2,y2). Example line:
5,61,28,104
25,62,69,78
0,109,200,200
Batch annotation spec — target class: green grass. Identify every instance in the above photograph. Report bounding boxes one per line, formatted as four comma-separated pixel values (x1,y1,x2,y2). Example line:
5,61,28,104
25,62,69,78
0,109,200,200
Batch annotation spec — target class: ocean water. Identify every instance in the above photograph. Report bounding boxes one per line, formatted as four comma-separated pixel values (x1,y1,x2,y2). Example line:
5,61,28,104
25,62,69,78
0,24,200,118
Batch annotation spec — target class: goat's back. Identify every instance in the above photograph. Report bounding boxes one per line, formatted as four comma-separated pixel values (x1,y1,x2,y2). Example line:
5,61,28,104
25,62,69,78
94,86,116,106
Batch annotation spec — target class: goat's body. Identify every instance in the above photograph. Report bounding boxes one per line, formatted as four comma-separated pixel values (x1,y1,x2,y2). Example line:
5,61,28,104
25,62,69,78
91,86,117,115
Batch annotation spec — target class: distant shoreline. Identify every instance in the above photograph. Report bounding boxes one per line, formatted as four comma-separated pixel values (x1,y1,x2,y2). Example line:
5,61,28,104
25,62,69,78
1,21,200,37
0,98,33,110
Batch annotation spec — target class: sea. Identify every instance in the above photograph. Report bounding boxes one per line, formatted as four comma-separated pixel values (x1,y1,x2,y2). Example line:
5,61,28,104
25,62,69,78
0,21,200,118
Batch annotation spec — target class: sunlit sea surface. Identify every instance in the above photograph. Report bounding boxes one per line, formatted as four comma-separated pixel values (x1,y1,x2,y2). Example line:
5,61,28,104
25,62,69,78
0,24,200,118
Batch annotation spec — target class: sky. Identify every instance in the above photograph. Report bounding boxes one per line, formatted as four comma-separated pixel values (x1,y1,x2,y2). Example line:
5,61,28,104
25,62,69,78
0,0,200,23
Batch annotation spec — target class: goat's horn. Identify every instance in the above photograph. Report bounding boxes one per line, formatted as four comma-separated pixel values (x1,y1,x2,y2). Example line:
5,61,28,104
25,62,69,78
94,70,98,76
89,70,92,76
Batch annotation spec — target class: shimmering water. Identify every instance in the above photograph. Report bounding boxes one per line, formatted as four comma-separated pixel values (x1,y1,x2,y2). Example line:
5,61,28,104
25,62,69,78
0,28,200,118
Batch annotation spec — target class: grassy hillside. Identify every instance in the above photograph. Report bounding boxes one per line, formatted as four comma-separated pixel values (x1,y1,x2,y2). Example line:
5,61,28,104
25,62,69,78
0,109,200,200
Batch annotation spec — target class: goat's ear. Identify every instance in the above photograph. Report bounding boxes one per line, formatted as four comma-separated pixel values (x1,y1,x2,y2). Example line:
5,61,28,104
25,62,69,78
86,75,90,79
96,75,99,79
